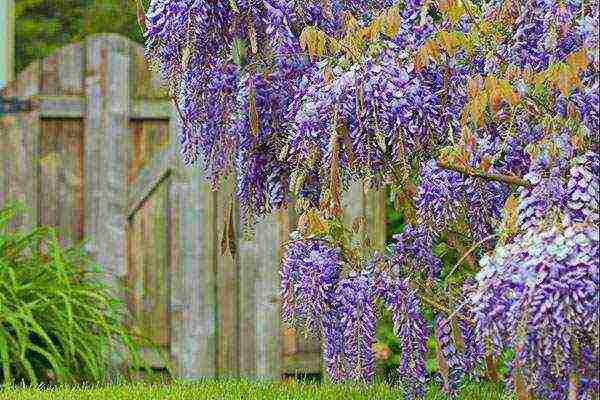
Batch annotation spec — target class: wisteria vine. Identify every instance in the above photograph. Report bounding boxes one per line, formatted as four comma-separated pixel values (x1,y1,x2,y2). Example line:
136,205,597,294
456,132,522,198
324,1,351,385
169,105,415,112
144,0,599,397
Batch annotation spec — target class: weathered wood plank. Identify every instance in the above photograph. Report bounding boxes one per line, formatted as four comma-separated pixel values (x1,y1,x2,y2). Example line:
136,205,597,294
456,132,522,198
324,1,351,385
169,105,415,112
84,34,131,376
131,100,171,120
216,177,239,377
149,181,170,348
168,101,218,379
282,352,322,375
131,45,167,100
130,121,142,184
1,62,40,230
84,34,130,278
239,208,287,379
38,96,85,118
364,189,387,252
39,120,56,230
41,43,84,96
238,222,258,378
343,181,387,251
141,198,151,338
134,210,145,334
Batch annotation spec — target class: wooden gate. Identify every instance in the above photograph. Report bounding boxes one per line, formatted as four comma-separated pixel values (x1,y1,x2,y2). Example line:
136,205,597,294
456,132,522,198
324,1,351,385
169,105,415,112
0,34,385,380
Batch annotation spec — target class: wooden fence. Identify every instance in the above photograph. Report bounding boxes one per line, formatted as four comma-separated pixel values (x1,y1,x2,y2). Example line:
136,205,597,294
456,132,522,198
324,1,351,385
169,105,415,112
0,34,386,380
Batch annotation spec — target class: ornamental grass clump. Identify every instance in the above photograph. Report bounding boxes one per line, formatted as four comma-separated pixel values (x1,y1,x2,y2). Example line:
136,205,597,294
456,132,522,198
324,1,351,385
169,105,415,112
0,202,153,386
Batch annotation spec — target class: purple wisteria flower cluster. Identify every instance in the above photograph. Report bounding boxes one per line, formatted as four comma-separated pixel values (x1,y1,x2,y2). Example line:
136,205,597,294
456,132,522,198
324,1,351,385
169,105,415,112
471,152,600,399
390,224,442,279
281,240,432,391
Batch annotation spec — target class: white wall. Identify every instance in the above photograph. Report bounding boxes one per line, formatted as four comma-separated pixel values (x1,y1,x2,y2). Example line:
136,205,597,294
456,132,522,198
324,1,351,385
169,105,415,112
0,0,15,89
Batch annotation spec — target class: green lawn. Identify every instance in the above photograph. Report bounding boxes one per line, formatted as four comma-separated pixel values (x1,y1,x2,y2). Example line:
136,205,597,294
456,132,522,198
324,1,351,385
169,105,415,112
0,379,510,400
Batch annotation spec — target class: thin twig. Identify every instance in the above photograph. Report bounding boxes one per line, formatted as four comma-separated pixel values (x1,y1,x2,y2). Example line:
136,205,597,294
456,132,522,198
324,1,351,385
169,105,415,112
170,96,186,125
445,234,498,281
419,294,475,325
438,161,534,188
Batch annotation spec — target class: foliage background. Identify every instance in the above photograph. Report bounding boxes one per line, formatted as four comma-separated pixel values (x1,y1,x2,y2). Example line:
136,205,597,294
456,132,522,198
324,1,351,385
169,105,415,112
15,0,143,73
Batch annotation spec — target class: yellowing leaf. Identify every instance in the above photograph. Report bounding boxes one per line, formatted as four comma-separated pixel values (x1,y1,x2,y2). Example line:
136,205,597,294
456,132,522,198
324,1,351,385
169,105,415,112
328,37,340,54
385,6,400,37
489,89,503,113
303,209,328,236
557,68,571,96
567,47,589,72
290,169,307,195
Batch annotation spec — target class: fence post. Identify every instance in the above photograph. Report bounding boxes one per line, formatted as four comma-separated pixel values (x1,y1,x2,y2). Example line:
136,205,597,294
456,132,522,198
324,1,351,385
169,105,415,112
344,181,387,252
83,35,131,377
0,62,40,230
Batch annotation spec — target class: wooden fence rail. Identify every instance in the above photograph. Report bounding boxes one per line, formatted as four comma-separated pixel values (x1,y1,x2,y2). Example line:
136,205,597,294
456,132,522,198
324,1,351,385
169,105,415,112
0,34,386,381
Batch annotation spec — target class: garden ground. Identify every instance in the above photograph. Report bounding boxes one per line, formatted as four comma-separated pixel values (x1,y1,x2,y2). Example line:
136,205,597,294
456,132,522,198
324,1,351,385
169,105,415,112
0,379,509,400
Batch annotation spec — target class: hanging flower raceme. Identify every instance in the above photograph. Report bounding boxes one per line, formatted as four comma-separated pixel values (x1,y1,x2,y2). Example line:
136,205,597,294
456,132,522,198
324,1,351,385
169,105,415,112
378,275,429,399
335,273,377,382
434,315,464,395
472,152,600,399
280,239,343,334
233,71,292,221
390,224,442,279
415,159,465,233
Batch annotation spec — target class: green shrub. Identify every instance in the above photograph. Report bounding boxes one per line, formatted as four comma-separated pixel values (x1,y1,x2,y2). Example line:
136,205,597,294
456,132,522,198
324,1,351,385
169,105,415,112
0,202,158,386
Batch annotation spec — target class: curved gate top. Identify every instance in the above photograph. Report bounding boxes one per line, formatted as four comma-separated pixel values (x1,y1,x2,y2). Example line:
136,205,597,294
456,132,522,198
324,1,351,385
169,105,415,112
0,33,385,381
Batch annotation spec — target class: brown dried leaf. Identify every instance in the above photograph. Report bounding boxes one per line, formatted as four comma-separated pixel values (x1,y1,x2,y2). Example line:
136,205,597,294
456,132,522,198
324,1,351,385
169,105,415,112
450,318,466,352
436,334,451,391
339,123,356,170
297,211,310,235
227,198,236,259
489,89,503,113
136,0,146,34
324,65,334,86
220,211,230,257
385,7,401,37
485,353,500,382
248,88,260,137
306,209,327,236
329,117,343,218
351,216,362,234
247,21,258,54
322,0,334,20
514,366,532,400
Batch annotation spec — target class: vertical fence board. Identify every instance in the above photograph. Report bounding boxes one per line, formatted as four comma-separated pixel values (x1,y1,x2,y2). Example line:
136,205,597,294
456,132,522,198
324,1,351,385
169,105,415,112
39,119,84,245
149,181,170,348
84,35,131,374
238,221,258,378
0,62,40,229
244,210,285,379
216,177,239,377
39,120,58,230
168,128,218,378
41,43,84,96
344,182,387,251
